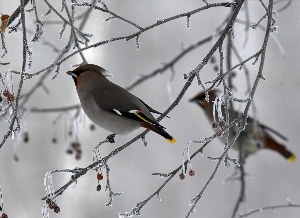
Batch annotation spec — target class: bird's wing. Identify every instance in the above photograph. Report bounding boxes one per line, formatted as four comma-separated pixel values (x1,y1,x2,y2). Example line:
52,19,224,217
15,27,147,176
137,98,170,118
247,117,288,141
91,88,165,129
259,123,288,141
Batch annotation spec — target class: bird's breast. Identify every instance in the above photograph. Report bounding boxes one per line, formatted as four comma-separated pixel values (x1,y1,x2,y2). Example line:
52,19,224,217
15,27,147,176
79,94,139,135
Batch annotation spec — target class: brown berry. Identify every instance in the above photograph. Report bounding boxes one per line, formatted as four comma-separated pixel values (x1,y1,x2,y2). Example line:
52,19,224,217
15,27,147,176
210,56,216,64
96,172,103,181
46,198,51,205
54,206,60,213
96,184,102,191
3,89,9,97
1,213,8,218
211,121,218,128
48,202,55,209
6,94,15,103
75,153,81,160
71,142,80,149
189,169,195,176
179,173,185,180
23,132,29,143
213,65,219,72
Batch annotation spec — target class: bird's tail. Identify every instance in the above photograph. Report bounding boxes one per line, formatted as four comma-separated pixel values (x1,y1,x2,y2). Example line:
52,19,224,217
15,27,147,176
264,134,296,162
140,123,176,143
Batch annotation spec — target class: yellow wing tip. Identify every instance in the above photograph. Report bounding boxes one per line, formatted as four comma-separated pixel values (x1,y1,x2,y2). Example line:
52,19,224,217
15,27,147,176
166,138,176,144
288,155,297,163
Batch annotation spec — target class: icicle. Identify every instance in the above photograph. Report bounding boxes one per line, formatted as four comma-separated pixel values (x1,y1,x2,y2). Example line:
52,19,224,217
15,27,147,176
135,36,140,50
156,192,162,201
186,15,190,28
141,136,147,147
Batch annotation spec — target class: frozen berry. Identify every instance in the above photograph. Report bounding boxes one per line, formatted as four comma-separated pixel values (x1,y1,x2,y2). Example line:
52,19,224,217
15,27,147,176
71,142,80,149
189,169,195,176
179,173,185,180
96,184,102,191
75,153,81,160
46,198,51,205
23,132,29,143
3,89,9,97
213,65,219,72
96,172,103,181
48,202,55,209
89,124,96,131
1,213,8,218
7,94,15,103
211,121,218,128
54,206,60,213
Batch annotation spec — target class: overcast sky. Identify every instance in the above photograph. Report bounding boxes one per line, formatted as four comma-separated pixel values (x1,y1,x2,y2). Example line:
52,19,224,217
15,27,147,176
0,1,300,218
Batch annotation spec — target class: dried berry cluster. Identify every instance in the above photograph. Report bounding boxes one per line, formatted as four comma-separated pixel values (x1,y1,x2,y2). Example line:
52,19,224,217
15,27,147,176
66,142,82,160
0,213,8,218
96,172,104,191
23,132,29,143
179,169,195,180
210,56,219,72
2,89,15,103
45,198,60,213
0,206,8,218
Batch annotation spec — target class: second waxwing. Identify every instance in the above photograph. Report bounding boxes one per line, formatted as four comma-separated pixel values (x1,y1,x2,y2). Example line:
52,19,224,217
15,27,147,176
67,64,176,143
189,90,296,162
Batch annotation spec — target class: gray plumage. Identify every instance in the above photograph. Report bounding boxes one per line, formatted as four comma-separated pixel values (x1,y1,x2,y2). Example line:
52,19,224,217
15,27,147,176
68,64,175,143
189,90,296,162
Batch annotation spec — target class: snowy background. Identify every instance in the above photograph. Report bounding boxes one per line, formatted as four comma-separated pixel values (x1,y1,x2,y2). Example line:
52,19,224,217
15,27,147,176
0,0,299,217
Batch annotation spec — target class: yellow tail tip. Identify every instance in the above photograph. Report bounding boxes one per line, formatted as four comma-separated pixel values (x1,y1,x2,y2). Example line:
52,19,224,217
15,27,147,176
166,138,176,144
288,155,297,163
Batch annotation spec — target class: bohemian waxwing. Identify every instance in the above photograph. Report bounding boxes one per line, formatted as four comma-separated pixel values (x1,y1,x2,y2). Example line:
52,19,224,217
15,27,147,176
189,90,296,162
67,64,176,143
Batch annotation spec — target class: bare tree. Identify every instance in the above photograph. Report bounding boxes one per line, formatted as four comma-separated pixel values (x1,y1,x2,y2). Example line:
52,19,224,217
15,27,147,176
0,0,298,217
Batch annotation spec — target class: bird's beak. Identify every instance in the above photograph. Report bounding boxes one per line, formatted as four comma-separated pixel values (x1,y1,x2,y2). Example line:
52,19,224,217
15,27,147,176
189,97,205,108
189,96,197,102
67,71,76,77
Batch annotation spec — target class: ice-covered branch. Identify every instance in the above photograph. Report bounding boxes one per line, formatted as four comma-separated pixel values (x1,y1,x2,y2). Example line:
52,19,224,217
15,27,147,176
27,2,236,78
236,202,300,218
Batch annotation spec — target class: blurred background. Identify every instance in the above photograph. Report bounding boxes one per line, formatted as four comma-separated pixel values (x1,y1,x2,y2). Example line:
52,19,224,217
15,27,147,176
0,0,299,217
